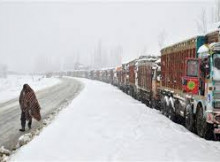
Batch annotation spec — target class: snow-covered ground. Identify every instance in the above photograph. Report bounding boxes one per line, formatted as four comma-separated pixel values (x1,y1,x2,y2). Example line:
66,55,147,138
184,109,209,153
0,75,61,103
10,78,220,161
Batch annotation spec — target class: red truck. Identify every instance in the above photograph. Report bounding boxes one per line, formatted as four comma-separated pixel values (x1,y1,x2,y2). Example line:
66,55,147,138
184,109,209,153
160,32,220,139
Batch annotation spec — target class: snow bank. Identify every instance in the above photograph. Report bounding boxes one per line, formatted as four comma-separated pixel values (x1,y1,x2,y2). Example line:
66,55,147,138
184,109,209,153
0,75,60,103
10,78,220,161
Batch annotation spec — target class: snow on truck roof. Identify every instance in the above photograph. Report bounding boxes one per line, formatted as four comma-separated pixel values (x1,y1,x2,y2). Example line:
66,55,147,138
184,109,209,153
206,22,220,34
198,42,220,56
138,57,158,62
100,67,115,71
161,36,201,54
122,55,160,65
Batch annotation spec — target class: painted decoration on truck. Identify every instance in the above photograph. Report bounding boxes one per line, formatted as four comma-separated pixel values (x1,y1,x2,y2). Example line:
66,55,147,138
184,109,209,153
187,80,196,90
182,76,199,94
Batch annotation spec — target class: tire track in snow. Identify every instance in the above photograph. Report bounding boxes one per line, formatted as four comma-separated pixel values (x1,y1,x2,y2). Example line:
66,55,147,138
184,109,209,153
0,77,82,151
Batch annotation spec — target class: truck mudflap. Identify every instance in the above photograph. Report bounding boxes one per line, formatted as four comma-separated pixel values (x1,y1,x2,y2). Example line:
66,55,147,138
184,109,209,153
214,128,220,134
206,113,220,124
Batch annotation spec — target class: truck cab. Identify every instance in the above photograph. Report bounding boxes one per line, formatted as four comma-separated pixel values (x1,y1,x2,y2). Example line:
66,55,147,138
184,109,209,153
182,43,220,139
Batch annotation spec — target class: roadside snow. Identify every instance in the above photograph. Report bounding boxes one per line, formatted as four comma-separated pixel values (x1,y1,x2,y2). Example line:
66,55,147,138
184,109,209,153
10,78,220,161
0,75,60,103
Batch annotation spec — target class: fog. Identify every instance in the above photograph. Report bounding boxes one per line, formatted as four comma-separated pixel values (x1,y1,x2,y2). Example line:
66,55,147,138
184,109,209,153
0,0,215,73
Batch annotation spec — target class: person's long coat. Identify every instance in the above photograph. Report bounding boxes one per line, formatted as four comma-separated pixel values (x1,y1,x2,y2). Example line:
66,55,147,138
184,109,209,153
19,86,41,121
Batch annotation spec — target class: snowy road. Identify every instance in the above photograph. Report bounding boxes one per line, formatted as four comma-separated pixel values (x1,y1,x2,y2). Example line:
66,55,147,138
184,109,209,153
0,77,82,150
10,78,220,162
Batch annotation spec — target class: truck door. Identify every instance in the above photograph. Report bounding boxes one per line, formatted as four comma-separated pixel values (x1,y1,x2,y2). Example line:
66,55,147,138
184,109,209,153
182,59,200,95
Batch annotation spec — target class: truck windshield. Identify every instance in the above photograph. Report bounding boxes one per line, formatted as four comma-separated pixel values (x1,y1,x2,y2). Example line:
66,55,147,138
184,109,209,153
213,54,220,80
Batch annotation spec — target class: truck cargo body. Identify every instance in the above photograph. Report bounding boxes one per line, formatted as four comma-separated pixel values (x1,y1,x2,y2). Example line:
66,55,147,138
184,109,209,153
116,66,123,88
95,70,100,81
122,63,130,93
128,59,137,97
107,69,114,84
100,70,107,82
113,67,118,86
161,36,204,90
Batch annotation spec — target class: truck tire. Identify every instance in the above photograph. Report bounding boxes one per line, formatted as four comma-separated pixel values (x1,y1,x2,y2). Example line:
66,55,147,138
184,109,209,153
137,93,141,101
196,106,206,137
196,106,214,139
152,99,156,109
148,99,152,108
164,103,169,117
161,100,166,115
168,104,176,121
185,104,194,132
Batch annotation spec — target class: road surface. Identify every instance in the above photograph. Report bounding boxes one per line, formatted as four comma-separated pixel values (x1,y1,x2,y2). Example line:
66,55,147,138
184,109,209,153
0,77,83,150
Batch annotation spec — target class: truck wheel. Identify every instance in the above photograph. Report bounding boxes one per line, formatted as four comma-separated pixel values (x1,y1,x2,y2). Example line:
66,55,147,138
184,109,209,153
164,103,169,117
161,100,166,115
152,99,156,109
146,100,150,107
196,107,206,137
196,107,214,139
185,105,194,132
148,100,152,108
168,105,176,121
137,93,141,101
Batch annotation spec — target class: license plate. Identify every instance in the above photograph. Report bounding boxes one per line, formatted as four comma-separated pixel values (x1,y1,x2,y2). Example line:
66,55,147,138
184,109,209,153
214,128,220,134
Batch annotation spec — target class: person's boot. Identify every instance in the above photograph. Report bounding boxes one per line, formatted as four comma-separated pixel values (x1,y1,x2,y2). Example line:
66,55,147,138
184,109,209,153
20,116,26,132
19,126,25,132
28,122,32,129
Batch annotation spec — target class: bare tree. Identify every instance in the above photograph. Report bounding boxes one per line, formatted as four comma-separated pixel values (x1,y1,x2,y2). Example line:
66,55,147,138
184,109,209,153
158,30,167,49
0,64,7,78
196,9,207,34
214,0,220,22
111,45,123,66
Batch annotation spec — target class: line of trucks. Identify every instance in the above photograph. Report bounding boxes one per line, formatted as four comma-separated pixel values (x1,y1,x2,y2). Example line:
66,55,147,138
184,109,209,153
65,30,220,140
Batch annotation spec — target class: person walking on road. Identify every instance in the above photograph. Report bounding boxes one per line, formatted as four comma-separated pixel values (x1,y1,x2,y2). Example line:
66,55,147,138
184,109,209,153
19,84,42,132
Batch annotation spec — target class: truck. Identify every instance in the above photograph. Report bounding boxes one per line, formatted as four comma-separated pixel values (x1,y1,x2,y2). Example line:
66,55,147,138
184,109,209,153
106,68,114,84
128,59,137,98
121,63,130,93
160,32,220,139
116,66,123,88
136,56,161,108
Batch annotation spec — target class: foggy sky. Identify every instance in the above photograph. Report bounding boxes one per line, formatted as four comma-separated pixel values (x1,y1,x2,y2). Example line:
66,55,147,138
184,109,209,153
0,0,216,73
